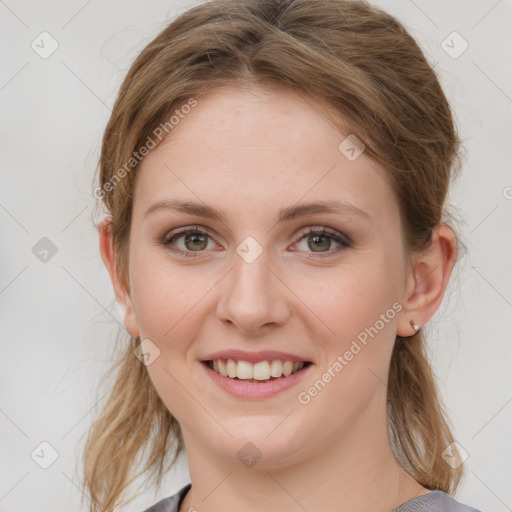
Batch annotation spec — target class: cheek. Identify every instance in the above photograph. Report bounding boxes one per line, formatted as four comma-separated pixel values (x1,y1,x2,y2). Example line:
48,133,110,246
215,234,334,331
301,260,399,403
130,261,210,424
312,260,398,345
292,294,397,461
129,251,212,344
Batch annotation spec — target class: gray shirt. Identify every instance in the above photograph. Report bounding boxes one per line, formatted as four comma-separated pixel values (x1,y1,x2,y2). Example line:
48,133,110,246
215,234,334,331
142,483,482,512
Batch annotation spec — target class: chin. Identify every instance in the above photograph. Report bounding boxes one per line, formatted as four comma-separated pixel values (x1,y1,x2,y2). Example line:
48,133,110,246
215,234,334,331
206,418,309,469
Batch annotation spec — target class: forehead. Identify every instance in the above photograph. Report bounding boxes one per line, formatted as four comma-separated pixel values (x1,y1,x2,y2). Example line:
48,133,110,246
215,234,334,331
133,84,397,227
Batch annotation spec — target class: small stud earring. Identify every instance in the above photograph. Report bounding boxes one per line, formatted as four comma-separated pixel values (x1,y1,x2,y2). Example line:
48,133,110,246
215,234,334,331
411,321,420,334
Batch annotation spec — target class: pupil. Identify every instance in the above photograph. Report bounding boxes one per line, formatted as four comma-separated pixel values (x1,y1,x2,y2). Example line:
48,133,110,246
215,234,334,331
186,233,207,251
310,234,329,251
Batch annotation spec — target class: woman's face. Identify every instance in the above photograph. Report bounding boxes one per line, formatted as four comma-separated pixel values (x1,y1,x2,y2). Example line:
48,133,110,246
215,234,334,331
123,84,412,467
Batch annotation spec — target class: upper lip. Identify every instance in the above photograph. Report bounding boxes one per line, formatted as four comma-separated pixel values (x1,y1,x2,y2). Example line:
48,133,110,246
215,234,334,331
201,350,312,364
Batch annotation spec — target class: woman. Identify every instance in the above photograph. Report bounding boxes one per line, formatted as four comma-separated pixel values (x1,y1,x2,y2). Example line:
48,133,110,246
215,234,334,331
84,0,481,511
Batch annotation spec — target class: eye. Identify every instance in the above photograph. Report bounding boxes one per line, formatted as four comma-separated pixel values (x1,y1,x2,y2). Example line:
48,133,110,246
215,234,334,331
291,227,352,258
161,225,217,257
160,225,352,258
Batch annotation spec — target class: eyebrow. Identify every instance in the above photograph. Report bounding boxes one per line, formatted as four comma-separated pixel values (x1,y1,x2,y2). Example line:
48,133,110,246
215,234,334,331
144,198,371,223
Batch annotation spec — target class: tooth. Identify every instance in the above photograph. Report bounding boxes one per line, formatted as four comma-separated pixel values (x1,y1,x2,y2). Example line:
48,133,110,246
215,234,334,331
283,360,293,376
226,359,237,378
218,359,228,376
236,360,253,379
213,358,305,379
253,361,271,380
270,360,284,377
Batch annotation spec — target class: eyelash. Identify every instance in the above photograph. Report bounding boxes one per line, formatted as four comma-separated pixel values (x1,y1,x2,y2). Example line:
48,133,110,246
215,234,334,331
160,225,352,259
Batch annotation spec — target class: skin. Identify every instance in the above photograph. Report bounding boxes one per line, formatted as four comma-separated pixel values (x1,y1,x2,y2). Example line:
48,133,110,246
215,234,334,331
99,84,457,512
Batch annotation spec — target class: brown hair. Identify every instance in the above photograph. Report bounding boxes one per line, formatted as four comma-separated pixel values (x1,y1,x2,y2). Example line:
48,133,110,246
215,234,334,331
84,0,466,509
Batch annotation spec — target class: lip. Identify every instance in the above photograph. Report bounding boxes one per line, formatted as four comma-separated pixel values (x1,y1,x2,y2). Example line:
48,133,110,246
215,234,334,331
200,360,313,399
200,349,311,364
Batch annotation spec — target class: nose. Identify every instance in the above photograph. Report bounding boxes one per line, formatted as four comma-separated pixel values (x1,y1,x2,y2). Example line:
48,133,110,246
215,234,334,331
216,244,291,334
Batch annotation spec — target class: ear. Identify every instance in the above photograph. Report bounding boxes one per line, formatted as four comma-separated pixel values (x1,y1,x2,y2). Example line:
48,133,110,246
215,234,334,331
397,223,458,337
98,219,140,337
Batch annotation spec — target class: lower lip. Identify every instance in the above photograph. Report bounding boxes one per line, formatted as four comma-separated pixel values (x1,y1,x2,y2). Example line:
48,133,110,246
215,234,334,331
201,361,313,399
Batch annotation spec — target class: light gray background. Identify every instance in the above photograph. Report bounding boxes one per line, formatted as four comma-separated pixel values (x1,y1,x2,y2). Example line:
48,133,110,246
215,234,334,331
1,0,511,511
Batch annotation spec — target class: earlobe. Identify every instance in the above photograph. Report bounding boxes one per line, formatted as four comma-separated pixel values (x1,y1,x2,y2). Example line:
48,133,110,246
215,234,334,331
397,223,458,337
120,296,140,337
98,219,140,337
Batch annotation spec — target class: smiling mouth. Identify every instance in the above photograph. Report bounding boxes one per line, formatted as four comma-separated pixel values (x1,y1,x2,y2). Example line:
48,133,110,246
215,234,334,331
202,359,312,383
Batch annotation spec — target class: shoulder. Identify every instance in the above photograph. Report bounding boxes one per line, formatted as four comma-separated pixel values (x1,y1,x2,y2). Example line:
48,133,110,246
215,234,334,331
140,483,192,512
393,490,482,512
